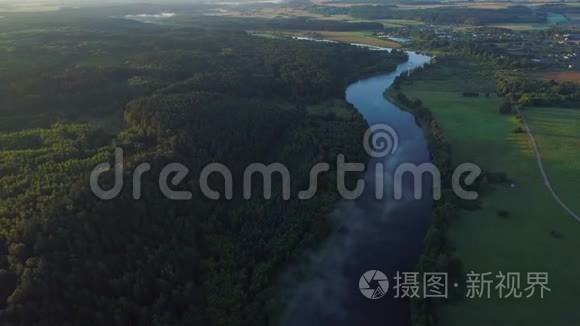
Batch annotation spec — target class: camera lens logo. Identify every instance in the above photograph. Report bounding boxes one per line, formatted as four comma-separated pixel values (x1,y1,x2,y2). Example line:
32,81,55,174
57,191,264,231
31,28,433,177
359,270,389,299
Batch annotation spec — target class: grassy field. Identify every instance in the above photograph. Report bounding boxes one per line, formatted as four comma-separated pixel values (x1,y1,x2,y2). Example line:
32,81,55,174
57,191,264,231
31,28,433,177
376,19,425,28
489,23,550,31
313,31,400,47
525,107,580,214
0,3,59,12
397,2,510,9
488,12,569,31
268,30,401,48
396,58,580,325
213,6,424,28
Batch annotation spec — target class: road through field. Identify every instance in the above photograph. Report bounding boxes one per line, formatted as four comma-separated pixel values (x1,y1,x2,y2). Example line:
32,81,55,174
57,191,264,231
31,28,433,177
516,107,580,223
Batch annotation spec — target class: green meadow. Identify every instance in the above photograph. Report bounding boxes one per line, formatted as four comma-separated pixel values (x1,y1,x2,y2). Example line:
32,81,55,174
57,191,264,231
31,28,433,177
525,107,580,214
396,59,580,326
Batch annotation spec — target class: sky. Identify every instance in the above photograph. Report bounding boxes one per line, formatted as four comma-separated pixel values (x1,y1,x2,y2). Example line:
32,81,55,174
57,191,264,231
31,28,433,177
0,0,288,12
0,0,283,3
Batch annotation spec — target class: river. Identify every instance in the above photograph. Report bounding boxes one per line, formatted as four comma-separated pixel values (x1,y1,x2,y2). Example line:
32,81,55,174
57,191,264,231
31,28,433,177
282,47,433,326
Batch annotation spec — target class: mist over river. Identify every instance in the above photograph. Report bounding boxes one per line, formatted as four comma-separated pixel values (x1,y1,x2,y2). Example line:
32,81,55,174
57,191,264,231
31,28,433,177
281,47,433,326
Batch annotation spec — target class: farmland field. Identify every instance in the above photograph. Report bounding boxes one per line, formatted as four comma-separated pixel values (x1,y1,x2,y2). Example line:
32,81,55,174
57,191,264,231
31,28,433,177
268,30,401,48
489,23,549,30
535,71,580,83
206,6,424,28
394,58,580,326
524,107,580,214
311,31,400,47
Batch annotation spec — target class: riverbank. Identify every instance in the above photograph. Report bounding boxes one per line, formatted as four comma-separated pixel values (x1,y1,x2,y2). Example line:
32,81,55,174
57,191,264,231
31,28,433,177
281,47,433,326
388,56,580,326
250,30,401,48
384,70,462,326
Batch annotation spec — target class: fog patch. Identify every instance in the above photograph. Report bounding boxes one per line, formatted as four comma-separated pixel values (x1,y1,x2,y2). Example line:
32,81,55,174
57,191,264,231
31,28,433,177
123,12,176,23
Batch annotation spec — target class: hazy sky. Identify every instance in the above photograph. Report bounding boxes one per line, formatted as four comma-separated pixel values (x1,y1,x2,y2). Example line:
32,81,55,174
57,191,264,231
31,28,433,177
0,0,281,3
0,0,270,10
0,0,286,11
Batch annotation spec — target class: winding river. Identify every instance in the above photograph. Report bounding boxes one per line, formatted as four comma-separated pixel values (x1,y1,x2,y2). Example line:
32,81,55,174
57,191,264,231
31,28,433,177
282,47,433,326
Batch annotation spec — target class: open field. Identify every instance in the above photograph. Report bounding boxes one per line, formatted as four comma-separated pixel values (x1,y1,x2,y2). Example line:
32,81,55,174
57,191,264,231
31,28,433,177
376,19,425,27
312,31,400,47
204,6,360,21
547,12,568,24
491,12,569,30
206,7,423,27
489,23,550,30
264,30,401,48
0,5,58,12
525,107,580,214
533,71,580,83
396,58,580,326
203,7,324,19
397,3,510,9
314,0,564,8
313,1,560,9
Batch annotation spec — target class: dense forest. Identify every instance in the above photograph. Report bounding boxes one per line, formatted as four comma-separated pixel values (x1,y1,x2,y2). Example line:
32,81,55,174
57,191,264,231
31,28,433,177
0,15,408,325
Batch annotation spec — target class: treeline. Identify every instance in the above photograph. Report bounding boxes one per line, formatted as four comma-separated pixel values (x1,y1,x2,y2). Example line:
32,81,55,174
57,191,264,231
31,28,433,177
0,18,407,325
401,31,533,69
386,90,462,326
308,5,546,25
497,78,580,108
177,16,384,31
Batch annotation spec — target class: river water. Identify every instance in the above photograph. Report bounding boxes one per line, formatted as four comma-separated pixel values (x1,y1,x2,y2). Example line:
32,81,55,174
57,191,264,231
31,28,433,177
282,48,433,326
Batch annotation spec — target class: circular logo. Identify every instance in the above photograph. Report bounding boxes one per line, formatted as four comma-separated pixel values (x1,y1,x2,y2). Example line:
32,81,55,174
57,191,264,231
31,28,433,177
363,124,399,158
359,270,389,299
